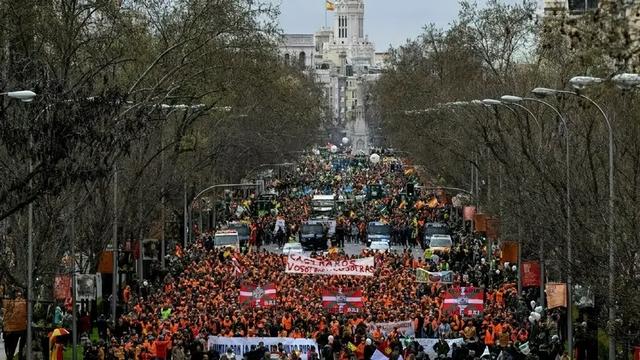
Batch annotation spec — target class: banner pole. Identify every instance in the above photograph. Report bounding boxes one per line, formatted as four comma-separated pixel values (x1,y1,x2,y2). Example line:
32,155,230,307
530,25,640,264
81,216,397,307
325,7,327,28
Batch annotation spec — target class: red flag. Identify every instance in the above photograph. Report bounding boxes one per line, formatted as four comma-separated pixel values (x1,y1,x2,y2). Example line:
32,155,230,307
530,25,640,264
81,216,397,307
53,275,71,300
239,283,276,308
133,240,141,260
442,287,484,317
377,340,393,357
321,288,364,314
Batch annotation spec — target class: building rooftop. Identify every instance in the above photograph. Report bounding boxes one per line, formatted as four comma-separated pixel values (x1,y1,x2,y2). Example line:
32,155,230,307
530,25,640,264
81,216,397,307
282,34,315,46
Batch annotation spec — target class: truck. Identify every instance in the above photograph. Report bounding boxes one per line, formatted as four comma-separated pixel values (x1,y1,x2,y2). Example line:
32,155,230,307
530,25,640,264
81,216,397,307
366,221,392,247
311,194,336,217
422,222,450,248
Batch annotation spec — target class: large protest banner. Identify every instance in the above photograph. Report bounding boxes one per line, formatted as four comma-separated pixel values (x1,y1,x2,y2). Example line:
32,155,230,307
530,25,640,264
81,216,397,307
286,254,374,276
370,321,415,337
415,269,453,284
411,338,465,359
207,337,317,360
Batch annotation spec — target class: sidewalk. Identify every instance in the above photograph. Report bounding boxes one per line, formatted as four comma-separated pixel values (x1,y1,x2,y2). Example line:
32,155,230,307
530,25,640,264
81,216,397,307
0,338,6,360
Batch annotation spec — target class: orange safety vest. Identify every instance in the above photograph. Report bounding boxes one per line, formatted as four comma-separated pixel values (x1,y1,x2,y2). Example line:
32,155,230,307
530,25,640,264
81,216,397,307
282,316,293,331
484,326,495,346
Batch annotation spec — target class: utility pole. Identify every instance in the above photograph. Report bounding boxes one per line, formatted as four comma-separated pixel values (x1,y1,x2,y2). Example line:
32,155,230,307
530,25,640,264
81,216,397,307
71,212,78,360
111,166,118,324
160,125,166,270
27,134,33,360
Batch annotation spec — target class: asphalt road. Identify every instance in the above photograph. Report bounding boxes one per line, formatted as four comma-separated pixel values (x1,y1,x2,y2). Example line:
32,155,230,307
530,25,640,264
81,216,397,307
262,242,424,258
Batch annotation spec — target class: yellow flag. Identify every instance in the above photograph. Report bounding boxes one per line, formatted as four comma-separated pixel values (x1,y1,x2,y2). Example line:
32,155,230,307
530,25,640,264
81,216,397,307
326,0,335,11
347,342,357,352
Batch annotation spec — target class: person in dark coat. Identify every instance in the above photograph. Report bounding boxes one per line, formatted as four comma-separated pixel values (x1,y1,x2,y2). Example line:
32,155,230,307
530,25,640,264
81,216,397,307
364,339,376,360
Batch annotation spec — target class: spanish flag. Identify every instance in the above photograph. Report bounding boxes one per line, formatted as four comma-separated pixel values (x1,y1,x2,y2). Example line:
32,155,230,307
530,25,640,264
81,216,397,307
326,0,335,11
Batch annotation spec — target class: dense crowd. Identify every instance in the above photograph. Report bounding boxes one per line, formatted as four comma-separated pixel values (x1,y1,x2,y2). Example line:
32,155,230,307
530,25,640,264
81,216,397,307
44,149,570,360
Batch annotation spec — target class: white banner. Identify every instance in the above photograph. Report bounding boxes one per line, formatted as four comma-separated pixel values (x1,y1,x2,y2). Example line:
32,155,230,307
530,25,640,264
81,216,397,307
207,337,317,360
285,254,374,276
370,321,415,337
411,338,465,359
75,274,96,301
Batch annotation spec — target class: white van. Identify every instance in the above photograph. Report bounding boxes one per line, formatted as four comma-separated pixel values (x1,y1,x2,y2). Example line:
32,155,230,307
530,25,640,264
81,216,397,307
213,230,240,249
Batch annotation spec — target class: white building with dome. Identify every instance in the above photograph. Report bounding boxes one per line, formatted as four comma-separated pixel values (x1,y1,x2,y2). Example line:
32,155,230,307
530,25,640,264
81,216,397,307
279,0,381,154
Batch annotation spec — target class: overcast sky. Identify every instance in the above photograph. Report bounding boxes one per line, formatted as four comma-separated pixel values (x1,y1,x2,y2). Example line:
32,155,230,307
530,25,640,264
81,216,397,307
274,0,542,51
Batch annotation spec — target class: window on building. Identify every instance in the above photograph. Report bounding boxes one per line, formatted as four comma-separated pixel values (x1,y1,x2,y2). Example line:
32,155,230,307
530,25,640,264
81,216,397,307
358,16,364,38
299,52,306,68
338,16,347,38
568,0,598,13
284,53,290,65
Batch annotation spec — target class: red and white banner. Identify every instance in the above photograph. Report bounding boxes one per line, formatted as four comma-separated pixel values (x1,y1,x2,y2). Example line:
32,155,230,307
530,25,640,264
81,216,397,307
54,275,71,300
239,283,276,308
286,254,375,276
443,287,484,317
521,261,541,288
322,288,364,313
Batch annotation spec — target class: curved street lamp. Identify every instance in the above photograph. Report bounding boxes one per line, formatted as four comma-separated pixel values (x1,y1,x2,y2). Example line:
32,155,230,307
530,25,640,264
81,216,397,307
533,81,615,360
612,73,640,90
0,90,37,102
502,93,573,357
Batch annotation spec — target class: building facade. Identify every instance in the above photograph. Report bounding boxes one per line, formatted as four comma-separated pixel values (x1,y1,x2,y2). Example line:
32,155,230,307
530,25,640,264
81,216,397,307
279,0,382,154
542,0,640,67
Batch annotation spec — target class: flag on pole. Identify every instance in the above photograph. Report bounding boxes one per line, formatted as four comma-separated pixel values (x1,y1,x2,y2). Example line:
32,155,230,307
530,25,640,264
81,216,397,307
322,288,364,313
326,0,336,11
442,287,484,317
239,283,277,308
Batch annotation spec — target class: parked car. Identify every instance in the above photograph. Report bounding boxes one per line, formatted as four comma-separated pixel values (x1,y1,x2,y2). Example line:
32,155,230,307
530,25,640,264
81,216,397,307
368,241,390,252
366,222,391,246
428,234,453,253
299,221,329,251
423,222,450,247
283,242,304,255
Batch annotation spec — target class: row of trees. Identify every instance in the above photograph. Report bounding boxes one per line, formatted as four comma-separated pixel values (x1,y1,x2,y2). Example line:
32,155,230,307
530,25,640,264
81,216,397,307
0,0,326,300
372,0,639,355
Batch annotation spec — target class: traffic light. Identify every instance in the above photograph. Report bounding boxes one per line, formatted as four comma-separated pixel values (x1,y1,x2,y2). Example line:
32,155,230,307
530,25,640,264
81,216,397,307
407,183,415,197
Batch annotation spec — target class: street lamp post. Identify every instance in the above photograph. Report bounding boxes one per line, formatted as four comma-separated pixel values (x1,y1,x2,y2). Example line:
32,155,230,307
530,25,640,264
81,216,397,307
482,98,548,306
187,183,258,243
0,90,37,102
3,89,38,360
533,79,615,359
502,94,573,357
